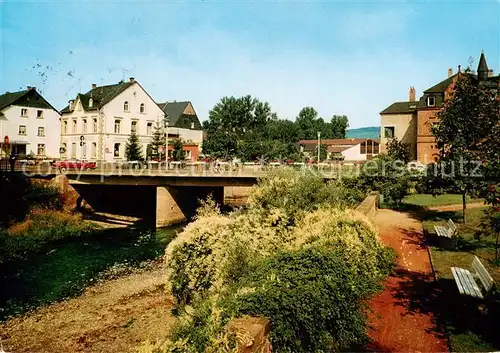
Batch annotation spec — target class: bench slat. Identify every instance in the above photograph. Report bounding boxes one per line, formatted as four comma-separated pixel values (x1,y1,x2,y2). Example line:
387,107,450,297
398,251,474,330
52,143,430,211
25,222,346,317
455,268,475,297
451,267,466,295
459,268,483,299
472,256,494,292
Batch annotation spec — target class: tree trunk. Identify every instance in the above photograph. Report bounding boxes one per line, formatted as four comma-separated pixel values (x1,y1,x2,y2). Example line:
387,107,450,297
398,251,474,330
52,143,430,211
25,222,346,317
462,192,467,224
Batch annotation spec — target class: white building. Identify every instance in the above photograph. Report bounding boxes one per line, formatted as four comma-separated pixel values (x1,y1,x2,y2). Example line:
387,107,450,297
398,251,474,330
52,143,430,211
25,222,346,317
0,87,61,159
60,78,203,162
299,138,380,162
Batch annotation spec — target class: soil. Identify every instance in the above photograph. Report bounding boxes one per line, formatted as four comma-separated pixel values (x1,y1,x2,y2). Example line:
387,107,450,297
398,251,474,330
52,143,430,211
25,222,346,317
1,261,176,353
367,209,449,352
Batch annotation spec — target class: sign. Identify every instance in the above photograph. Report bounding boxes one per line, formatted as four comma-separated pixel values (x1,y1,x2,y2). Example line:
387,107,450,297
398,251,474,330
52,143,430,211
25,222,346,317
59,147,66,153
3,136,9,145
80,135,85,141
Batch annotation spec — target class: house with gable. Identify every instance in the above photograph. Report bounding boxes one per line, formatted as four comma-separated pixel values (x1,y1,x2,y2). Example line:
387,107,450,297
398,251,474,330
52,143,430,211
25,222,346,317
60,78,203,162
0,87,61,158
380,51,499,163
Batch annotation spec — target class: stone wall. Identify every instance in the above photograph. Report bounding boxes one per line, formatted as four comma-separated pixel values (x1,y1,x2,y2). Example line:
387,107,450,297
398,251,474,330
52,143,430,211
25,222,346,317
355,191,380,220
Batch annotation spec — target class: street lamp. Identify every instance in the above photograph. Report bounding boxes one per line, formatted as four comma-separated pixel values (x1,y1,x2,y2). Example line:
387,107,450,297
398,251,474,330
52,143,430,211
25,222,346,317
317,131,321,164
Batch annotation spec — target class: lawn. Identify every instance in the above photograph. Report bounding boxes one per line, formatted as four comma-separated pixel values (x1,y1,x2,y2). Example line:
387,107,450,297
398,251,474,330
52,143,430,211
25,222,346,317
423,206,500,352
403,193,483,207
0,224,182,321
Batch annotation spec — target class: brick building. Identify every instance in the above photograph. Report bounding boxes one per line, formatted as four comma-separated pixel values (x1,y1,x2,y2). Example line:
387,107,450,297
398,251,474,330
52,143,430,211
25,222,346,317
380,52,499,163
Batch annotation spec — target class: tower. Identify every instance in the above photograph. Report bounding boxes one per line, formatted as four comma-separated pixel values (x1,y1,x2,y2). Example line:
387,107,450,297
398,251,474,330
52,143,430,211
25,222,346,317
477,51,489,81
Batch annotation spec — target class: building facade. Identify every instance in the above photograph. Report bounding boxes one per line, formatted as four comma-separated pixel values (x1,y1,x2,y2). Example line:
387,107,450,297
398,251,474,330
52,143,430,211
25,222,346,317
299,138,380,161
380,52,499,164
60,78,203,162
0,87,61,159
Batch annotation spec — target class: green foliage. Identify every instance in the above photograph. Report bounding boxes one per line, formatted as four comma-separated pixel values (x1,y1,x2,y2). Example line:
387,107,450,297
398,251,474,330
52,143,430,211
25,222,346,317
429,73,500,222
202,96,349,161
149,121,165,160
125,131,144,161
162,169,395,353
24,182,63,210
171,138,186,161
0,211,98,264
386,137,411,163
313,143,328,162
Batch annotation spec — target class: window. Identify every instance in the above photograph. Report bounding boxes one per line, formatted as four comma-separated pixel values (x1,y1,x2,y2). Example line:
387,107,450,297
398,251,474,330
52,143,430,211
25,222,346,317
37,144,45,156
89,98,93,108
191,122,195,129
366,141,373,154
19,125,27,135
114,143,121,157
140,103,145,114
131,120,138,133
37,127,45,136
384,126,395,138
81,142,87,157
92,142,97,158
373,141,380,154
92,118,98,133
63,120,68,134
72,120,77,133
360,141,366,154
60,143,67,155
123,101,129,112
37,110,43,118
114,119,121,134
82,118,87,133
21,108,28,117
147,122,152,135
71,142,77,158
427,96,435,107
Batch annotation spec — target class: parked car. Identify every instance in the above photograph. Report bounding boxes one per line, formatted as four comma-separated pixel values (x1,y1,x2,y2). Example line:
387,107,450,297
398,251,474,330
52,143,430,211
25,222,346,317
52,160,97,172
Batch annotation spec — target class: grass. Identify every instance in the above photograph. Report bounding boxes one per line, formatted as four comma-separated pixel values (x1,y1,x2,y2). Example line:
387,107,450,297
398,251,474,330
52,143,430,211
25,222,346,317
422,206,500,352
403,193,483,207
0,224,182,321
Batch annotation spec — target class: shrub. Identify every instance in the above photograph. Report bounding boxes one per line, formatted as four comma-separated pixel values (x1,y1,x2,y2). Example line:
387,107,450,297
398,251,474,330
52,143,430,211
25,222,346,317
0,211,98,264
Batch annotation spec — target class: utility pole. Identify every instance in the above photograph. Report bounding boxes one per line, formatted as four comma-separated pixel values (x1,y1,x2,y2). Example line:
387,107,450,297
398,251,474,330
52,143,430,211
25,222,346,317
317,131,321,164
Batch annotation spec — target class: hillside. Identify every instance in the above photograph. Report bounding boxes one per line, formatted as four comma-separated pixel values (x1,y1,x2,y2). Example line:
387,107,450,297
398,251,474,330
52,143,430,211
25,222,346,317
346,126,380,139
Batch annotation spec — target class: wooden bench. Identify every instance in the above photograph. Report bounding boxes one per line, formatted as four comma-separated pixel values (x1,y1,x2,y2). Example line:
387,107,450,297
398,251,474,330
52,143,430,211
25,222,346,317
451,256,495,299
434,219,457,238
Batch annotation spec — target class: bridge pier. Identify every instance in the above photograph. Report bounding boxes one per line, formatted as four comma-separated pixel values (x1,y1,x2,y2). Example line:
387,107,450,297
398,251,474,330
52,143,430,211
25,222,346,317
156,186,224,228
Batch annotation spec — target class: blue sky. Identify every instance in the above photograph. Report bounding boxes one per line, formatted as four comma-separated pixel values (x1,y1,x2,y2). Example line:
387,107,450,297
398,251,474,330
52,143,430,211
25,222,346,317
1,0,499,128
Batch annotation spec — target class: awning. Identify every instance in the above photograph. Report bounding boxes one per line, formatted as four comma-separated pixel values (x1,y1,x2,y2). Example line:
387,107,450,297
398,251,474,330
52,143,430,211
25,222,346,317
4,141,30,145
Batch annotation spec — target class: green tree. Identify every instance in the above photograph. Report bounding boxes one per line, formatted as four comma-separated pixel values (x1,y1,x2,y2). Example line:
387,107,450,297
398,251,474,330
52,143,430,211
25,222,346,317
330,115,349,138
171,138,186,161
149,121,165,160
386,137,411,163
431,73,498,223
125,131,143,161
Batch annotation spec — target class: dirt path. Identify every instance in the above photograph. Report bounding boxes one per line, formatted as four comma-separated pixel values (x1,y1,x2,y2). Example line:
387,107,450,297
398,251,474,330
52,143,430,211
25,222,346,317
1,261,175,353
367,209,449,352
426,201,485,212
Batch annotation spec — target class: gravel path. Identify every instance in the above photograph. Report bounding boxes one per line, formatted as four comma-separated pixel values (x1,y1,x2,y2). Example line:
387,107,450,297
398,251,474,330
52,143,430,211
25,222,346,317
367,208,449,352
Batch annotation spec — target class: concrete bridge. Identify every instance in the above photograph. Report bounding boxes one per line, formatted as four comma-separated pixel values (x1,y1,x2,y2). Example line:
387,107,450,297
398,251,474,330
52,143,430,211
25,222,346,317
29,166,349,228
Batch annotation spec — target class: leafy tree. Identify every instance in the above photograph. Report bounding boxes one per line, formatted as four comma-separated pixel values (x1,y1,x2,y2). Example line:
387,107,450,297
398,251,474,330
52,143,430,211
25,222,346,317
171,138,186,161
330,115,349,138
125,131,143,161
431,74,498,223
149,121,165,160
386,137,411,163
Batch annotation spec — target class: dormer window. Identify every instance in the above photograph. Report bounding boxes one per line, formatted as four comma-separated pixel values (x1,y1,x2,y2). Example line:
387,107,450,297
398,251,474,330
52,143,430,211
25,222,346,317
68,100,73,110
89,98,93,108
124,101,129,112
140,103,145,114
427,96,436,107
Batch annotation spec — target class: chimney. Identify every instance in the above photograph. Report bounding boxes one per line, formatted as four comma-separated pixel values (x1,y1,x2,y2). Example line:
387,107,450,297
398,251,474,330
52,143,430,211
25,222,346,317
27,86,31,90
409,86,416,102
129,77,135,82
448,68,453,78
92,83,97,89
488,69,494,78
